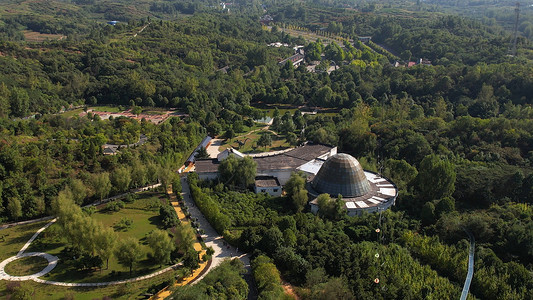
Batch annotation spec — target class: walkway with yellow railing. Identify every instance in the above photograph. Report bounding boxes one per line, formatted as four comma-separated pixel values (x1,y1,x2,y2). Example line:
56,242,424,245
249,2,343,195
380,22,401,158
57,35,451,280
149,186,208,300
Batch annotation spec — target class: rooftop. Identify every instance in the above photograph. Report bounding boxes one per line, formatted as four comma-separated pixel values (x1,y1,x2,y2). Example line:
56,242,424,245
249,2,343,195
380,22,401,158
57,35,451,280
309,171,397,210
311,153,370,198
255,176,281,187
194,143,334,173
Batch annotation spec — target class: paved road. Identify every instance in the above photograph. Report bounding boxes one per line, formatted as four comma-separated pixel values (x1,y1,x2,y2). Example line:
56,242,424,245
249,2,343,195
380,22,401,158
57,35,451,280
461,230,475,300
103,134,148,152
180,177,257,299
207,138,223,158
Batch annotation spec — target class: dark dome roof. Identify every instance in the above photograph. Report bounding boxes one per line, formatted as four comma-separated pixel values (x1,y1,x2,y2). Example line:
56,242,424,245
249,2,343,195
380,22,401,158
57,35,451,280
311,153,371,198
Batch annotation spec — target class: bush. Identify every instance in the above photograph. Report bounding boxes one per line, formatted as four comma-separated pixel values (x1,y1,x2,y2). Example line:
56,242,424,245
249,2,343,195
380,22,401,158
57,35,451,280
124,193,137,203
160,205,179,228
106,200,125,212
114,217,133,231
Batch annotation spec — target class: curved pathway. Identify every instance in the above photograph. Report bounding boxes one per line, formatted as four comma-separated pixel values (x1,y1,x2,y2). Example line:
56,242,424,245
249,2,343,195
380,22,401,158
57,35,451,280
0,183,161,230
0,220,59,281
0,252,59,281
150,177,255,300
460,230,475,300
0,183,190,288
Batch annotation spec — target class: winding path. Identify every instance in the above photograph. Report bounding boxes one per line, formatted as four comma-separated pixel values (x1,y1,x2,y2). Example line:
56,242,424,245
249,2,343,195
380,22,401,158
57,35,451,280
0,183,161,230
0,183,185,287
460,230,475,300
149,177,256,300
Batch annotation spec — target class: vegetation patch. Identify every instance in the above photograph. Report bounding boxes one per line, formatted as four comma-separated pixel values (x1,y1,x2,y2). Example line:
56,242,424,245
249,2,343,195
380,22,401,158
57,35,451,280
26,192,173,283
0,221,50,261
4,256,49,276
23,30,64,42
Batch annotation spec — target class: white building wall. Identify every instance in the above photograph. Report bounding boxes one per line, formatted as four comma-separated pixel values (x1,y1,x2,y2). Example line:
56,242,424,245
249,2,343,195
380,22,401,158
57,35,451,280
257,169,293,185
198,172,218,181
254,186,282,197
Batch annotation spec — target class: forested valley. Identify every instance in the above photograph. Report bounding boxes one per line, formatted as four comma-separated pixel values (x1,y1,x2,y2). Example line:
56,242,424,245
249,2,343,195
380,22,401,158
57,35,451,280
0,0,532,299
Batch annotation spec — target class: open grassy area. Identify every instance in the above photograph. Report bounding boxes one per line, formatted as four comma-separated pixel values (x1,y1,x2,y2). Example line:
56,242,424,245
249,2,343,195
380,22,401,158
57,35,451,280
0,268,181,300
61,108,85,118
0,221,49,261
219,130,290,153
89,106,122,113
26,192,170,283
23,30,65,42
4,256,49,276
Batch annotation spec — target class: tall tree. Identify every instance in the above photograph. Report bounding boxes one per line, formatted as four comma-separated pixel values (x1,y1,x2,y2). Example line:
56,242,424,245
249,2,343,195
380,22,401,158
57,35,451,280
115,238,144,275
92,172,112,201
414,154,456,201
111,166,132,193
147,229,175,267
284,172,308,212
95,228,117,269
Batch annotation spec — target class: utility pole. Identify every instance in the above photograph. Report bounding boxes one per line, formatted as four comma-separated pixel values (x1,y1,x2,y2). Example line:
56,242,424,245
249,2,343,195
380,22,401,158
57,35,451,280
508,2,520,57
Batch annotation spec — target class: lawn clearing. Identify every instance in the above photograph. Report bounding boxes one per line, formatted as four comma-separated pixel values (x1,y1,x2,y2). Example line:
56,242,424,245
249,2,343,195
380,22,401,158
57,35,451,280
26,192,171,283
89,106,122,113
0,221,49,261
219,130,290,153
61,108,85,118
4,256,49,276
23,30,65,42
0,267,182,300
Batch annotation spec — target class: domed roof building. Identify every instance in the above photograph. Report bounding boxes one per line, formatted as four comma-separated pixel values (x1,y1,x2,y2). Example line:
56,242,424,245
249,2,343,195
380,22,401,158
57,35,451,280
308,153,397,216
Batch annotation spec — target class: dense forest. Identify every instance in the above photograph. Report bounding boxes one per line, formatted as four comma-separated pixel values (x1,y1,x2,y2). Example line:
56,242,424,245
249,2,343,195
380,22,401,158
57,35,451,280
0,0,532,299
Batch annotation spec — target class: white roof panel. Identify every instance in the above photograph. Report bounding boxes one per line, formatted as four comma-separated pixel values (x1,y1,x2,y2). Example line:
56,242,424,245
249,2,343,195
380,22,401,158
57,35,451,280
379,188,397,197
297,159,325,175
346,202,357,209
356,201,369,208
367,198,382,204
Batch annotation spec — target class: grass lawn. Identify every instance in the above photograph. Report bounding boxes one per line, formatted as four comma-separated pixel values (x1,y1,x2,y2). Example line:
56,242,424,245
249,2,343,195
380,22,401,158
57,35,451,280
4,256,49,276
0,221,49,261
26,192,171,283
0,268,182,300
62,108,85,118
220,130,290,153
258,107,299,118
89,106,122,113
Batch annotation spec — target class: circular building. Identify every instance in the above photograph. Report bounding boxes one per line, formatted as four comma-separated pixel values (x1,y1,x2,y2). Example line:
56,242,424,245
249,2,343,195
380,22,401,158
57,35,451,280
308,153,397,216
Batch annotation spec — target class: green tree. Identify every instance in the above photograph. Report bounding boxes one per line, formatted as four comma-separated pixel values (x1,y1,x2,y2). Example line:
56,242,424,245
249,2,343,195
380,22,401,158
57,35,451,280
147,229,175,267
92,172,112,201
284,172,308,213
414,154,456,201
195,147,210,159
115,238,144,275
218,156,257,188
421,202,436,225
286,132,298,147
111,166,132,193
7,197,22,220
95,227,117,269
131,161,147,188
173,223,196,255
225,128,235,141
69,179,87,205
9,87,29,117
257,132,272,149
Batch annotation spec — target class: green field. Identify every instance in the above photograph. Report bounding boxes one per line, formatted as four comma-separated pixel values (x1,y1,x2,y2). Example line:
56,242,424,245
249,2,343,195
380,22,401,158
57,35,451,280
0,269,178,300
89,106,123,113
4,256,49,276
220,130,290,153
0,192,190,299
26,192,169,283
0,221,50,261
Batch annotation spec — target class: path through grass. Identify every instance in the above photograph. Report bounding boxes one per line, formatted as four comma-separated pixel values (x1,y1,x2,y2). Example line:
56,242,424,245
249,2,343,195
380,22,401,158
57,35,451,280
4,256,49,276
